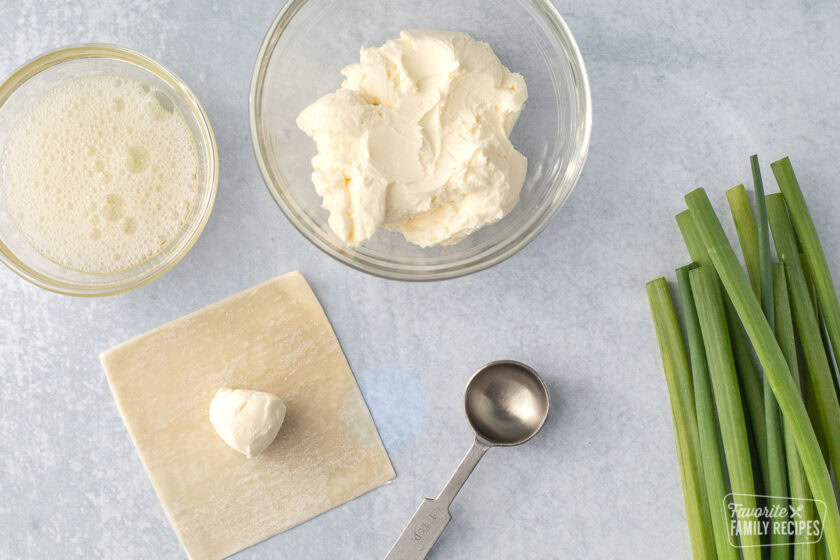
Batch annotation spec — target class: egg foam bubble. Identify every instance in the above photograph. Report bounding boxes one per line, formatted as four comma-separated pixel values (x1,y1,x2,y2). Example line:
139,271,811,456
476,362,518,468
0,74,199,273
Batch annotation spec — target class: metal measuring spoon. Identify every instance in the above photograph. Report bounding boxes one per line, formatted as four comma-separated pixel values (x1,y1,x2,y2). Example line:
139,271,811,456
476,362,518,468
385,360,551,560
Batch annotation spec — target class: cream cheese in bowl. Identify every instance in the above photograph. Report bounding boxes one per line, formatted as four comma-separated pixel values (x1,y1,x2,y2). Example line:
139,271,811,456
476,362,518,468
297,30,528,247
250,0,591,280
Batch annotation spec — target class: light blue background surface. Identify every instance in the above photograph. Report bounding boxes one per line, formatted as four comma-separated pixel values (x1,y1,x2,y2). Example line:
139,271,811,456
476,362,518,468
2,1,840,558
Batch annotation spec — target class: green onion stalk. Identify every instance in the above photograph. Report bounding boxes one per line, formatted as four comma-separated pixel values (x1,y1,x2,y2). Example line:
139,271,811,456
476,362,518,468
773,263,816,560
677,265,739,560
690,265,761,557
676,210,770,492
766,193,840,478
646,279,717,558
772,157,840,387
685,188,840,558
752,155,789,556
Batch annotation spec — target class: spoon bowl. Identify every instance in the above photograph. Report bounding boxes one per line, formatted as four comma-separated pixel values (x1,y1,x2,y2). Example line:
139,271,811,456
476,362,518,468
465,360,551,446
386,360,551,560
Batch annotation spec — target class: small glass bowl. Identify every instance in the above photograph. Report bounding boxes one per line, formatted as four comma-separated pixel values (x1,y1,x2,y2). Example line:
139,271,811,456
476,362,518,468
250,0,591,280
0,44,218,296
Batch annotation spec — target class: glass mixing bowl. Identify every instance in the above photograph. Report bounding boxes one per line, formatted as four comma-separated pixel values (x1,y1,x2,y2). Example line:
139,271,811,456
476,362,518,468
0,45,218,296
250,0,591,280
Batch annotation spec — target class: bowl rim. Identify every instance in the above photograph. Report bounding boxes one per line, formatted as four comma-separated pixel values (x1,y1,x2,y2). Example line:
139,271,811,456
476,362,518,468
0,43,219,297
249,0,592,281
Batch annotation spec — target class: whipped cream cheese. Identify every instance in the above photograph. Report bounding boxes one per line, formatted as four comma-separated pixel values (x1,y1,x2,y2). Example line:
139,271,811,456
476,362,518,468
296,30,528,246
209,388,286,458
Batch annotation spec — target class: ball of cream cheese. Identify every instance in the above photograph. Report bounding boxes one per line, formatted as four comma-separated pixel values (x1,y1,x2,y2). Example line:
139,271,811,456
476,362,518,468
209,388,286,458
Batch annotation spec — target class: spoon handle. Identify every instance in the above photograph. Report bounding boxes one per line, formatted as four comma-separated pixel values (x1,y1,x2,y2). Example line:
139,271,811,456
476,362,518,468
384,439,489,560
436,439,489,506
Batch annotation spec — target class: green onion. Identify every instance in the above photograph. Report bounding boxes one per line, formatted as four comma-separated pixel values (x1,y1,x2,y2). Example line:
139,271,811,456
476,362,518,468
725,177,786,506
803,359,830,462
676,210,710,265
766,193,840,475
677,265,738,560
819,309,840,403
726,183,761,297
801,256,838,469
772,157,840,381
677,210,769,491
690,265,761,555
752,155,789,556
684,187,840,558
807,251,840,402
773,263,815,560
646,278,717,558
817,540,828,560
799,264,831,464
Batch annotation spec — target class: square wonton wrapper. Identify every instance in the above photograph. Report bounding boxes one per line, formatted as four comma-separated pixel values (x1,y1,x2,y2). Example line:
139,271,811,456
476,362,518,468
101,272,394,560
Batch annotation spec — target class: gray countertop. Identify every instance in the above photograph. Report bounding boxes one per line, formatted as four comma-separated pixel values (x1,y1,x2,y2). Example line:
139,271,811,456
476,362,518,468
3,1,840,558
